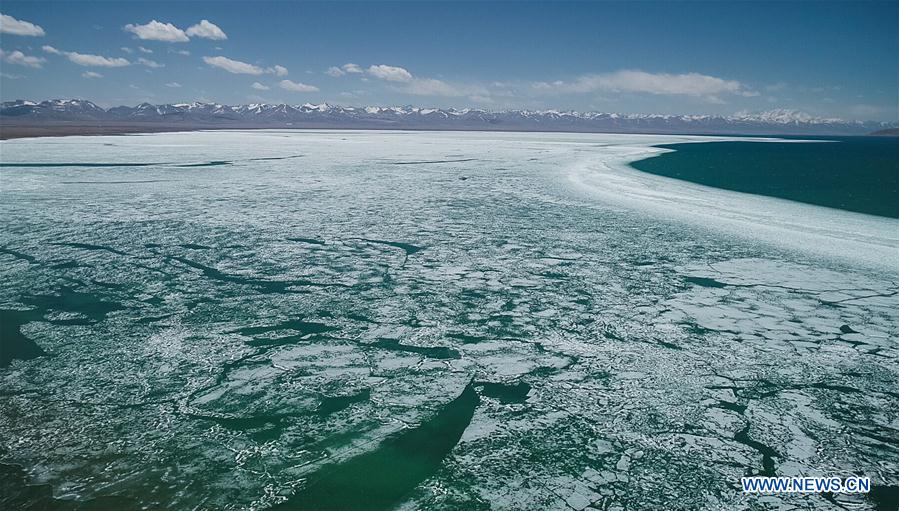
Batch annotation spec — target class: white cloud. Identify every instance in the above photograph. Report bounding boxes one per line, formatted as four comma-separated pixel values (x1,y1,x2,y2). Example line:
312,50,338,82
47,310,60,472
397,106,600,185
203,56,287,76
0,13,45,36
203,55,263,74
65,51,130,67
330,63,363,76
138,46,153,54
279,79,319,92
1,72,23,79
121,46,133,54
251,82,270,90
368,64,413,82
412,78,490,98
532,70,749,99
81,71,102,79
165,82,182,88
0,49,45,68
43,44,130,67
403,78,467,97
172,49,190,56
138,57,164,68
186,20,227,40
124,20,189,42
370,70,490,98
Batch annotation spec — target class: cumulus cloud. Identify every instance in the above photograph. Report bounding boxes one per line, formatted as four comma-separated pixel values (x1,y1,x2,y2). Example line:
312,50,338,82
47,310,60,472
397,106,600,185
186,20,227,40
0,13,45,36
251,82,270,90
368,64,413,82
124,20,189,42
43,44,130,67
203,55,263,74
121,46,133,54
532,70,751,100
279,79,319,92
328,63,363,76
165,82,181,88
81,71,102,79
325,62,364,78
203,56,287,76
66,51,130,67
138,46,153,54
172,49,190,56
138,57,164,68
0,49,45,68
361,62,489,98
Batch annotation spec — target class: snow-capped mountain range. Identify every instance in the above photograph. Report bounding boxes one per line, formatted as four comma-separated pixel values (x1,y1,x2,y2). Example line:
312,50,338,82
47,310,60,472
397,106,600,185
2,99,894,135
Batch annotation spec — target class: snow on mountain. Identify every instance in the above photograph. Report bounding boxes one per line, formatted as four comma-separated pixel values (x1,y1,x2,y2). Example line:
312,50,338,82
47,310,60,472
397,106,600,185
729,109,843,125
1,99,894,135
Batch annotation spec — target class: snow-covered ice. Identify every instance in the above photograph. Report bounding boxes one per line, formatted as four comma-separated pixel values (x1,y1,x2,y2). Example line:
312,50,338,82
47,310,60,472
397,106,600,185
0,130,896,510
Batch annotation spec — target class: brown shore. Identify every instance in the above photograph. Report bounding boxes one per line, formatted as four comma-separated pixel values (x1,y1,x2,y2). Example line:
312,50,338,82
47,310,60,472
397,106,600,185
3,121,887,141
0,122,623,141
1,121,620,140
0,123,221,140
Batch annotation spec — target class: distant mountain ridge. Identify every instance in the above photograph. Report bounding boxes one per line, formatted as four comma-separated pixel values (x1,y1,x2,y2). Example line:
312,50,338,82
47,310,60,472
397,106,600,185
2,99,895,135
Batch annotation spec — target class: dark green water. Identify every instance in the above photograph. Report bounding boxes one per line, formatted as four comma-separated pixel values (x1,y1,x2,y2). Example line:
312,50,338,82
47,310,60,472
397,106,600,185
630,137,899,218
273,384,478,511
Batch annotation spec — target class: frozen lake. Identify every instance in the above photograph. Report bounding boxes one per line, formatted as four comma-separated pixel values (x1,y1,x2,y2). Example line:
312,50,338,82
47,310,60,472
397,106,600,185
1,130,897,510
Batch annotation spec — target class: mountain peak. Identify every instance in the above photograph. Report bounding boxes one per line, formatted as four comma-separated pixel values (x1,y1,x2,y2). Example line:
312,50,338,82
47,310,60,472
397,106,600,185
1,99,893,135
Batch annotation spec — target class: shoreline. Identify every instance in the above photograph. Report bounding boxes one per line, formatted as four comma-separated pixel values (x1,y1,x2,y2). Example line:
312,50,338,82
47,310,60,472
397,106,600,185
0,124,224,140
567,136,899,273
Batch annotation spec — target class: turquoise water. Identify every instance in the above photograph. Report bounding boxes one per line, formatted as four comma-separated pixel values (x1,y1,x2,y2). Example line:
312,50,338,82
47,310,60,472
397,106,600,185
1,131,897,510
630,137,899,218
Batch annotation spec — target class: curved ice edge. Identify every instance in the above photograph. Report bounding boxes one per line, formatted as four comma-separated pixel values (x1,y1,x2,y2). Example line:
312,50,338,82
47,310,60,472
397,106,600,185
565,134,899,273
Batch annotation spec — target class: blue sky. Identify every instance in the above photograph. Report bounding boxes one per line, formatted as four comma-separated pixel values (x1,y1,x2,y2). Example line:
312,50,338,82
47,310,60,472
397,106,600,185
1,1,896,120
